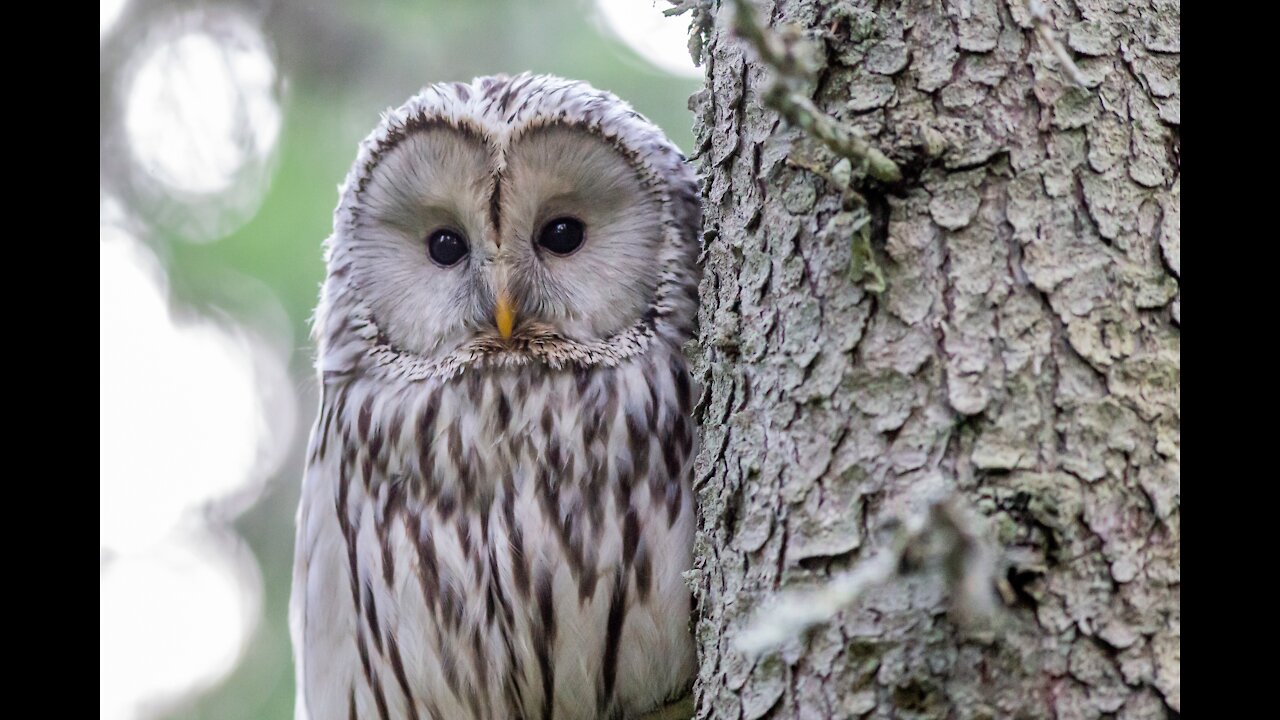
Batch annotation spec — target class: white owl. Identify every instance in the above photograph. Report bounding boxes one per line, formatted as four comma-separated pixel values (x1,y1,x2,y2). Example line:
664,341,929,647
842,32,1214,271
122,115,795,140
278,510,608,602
290,73,702,720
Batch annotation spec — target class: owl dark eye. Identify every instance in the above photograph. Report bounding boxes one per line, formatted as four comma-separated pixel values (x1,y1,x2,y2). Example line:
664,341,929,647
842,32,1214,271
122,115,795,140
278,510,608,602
426,229,469,267
537,217,585,256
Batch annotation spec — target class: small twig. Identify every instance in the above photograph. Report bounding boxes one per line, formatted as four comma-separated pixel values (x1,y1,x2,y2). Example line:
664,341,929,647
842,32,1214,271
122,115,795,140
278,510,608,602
728,0,903,183
845,210,885,294
785,156,863,202
1026,0,1088,87
663,0,699,17
736,495,1002,657
665,0,712,67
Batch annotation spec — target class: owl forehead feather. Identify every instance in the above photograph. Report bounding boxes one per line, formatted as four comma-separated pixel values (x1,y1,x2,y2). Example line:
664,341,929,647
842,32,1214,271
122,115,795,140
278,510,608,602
342,73,690,205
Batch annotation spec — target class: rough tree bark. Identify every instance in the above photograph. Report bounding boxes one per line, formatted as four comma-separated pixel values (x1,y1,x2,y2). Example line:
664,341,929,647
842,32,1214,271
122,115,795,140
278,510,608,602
684,0,1179,718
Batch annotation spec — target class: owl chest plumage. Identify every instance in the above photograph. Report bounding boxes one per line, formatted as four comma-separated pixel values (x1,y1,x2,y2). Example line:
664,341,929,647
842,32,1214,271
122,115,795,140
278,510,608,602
292,350,696,720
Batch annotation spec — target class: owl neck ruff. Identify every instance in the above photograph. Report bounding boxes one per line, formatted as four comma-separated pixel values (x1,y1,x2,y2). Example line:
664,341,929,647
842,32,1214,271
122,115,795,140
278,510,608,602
353,310,665,383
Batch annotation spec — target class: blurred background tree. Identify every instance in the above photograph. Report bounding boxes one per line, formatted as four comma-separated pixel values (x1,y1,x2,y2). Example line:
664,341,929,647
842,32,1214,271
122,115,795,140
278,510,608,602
100,2,699,719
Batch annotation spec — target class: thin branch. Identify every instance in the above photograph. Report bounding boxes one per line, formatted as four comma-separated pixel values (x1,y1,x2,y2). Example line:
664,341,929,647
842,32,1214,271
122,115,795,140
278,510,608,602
728,0,903,183
736,522,905,656
736,496,1003,657
768,89,903,183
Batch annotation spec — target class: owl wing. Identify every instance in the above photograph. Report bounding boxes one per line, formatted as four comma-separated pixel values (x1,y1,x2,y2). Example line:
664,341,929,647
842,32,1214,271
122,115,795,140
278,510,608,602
290,416,365,720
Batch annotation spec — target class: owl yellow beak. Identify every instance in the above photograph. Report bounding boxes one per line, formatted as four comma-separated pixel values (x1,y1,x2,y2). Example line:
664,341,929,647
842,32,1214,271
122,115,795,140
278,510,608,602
495,294,516,339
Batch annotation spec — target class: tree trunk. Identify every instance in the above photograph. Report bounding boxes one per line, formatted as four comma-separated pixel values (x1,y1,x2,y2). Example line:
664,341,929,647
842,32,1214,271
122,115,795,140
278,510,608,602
686,1,1180,718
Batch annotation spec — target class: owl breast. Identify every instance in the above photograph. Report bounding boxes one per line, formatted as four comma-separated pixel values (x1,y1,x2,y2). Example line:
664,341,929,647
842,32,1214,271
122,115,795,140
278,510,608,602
291,348,696,720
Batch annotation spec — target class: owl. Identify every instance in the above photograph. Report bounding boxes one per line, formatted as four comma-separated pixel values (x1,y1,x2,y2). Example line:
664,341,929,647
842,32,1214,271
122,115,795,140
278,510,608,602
289,74,702,720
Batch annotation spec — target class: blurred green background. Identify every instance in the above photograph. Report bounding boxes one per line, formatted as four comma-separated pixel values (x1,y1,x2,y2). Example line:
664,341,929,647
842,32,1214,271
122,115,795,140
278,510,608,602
99,2,699,718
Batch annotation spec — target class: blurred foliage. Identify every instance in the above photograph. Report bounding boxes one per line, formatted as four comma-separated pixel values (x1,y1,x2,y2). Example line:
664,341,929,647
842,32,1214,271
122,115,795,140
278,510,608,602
101,1,699,718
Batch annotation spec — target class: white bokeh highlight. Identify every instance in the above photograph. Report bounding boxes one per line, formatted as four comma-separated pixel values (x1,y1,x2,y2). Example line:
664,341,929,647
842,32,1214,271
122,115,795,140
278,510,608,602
100,199,295,719
100,530,263,720
101,0,128,41
100,224,290,554
124,18,281,196
596,0,701,78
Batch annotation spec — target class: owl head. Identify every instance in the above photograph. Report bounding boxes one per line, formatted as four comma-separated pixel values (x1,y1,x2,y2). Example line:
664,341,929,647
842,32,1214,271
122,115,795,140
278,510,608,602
317,74,701,381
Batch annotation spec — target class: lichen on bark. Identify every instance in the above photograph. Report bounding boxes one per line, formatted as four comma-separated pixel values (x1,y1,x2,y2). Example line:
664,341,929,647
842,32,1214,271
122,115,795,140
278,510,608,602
683,0,1179,717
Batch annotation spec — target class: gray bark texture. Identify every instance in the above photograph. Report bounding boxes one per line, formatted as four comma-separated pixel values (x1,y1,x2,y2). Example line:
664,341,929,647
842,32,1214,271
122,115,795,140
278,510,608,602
684,1,1180,718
